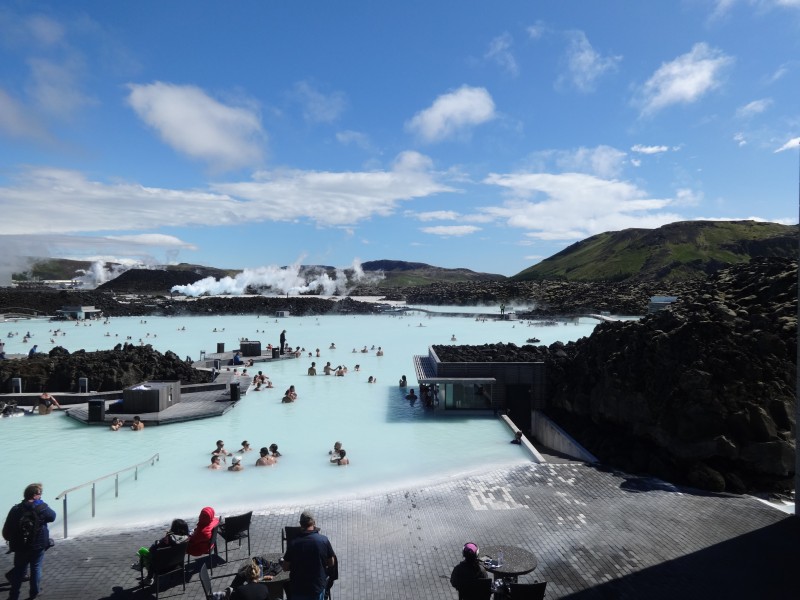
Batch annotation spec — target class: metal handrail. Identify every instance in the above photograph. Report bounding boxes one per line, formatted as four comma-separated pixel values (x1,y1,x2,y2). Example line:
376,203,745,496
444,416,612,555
55,453,159,538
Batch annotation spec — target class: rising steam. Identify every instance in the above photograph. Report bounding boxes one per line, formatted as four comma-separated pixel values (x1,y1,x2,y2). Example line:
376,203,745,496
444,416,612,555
171,259,383,297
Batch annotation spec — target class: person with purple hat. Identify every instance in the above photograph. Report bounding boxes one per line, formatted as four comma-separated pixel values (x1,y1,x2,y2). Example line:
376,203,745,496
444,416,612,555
450,541,489,598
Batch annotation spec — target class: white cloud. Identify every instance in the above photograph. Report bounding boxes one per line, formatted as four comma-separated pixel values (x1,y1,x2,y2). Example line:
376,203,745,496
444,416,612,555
105,233,197,248
559,31,621,93
126,81,264,171
0,156,452,236
483,171,682,240
420,225,481,236
485,32,518,76
406,85,496,143
415,211,459,221
635,43,733,116
733,132,747,146
292,81,347,124
736,98,772,118
774,137,800,152
26,14,65,46
631,144,670,154
673,188,703,206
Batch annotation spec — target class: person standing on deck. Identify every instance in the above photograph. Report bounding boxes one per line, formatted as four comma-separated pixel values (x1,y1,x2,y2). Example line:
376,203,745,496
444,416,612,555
280,330,287,355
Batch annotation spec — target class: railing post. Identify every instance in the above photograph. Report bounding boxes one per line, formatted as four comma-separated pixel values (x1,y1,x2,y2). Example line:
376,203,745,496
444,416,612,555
115,474,119,498
91,483,96,517
62,496,68,539
135,466,138,481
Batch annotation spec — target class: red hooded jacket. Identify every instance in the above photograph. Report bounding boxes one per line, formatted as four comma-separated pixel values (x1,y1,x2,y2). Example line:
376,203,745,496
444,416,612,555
187,507,219,556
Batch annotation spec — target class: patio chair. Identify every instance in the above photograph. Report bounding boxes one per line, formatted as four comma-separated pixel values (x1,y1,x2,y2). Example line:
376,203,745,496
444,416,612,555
141,540,188,599
199,563,228,600
457,577,493,600
281,525,304,553
508,581,547,599
189,524,220,574
218,511,252,561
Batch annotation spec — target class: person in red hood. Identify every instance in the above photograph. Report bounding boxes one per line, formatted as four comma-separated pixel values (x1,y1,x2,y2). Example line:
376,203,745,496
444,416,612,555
187,507,219,556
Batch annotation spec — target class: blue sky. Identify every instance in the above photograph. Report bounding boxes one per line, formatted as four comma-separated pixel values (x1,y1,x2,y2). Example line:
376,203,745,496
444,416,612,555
1,0,799,283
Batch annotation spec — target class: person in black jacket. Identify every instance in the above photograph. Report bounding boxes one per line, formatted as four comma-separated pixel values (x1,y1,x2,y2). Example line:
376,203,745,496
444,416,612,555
2,483,57,600
450,542,488,600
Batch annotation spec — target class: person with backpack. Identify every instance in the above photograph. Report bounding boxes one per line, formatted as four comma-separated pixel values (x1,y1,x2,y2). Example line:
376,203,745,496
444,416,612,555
2,482,56,600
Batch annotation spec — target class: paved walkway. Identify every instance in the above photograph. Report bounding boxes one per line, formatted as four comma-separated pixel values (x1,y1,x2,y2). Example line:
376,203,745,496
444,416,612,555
1,462,796,599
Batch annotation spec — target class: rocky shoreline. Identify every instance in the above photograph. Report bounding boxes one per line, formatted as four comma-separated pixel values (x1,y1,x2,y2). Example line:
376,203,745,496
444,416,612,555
1,257,796,494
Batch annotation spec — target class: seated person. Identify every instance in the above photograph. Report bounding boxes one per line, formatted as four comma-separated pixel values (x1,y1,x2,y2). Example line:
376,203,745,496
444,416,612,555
331,449,349,465
285,385,297,401
354,364,360,372
510,431,524,445
239,440,252,453
450,542,488,599
140,518,190,584
209,455,223,470
229,558,274,600
376,347,384,356
255,447,276,466
329,343,336,349
405,389,418,401
110,417,125,431
399,375,407,388
281,392,294,403
228,456,244,471
269,443,282,458
232,352,244,365
367,376,376,383
130,415,144,431
187,507,219,557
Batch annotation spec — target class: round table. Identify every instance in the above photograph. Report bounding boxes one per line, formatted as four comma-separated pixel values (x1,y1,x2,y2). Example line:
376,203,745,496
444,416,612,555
480,545,538,579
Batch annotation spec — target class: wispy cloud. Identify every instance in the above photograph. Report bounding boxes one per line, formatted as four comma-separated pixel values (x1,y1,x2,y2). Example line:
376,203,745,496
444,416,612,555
735,98,772,118
485,32,518,76
0,88,49,140
414,210,459,221
631,144,669,154
420,225,481,236
559,31,621,93
634,43,733,116
292,81,347,124
336,130,372,151
406,85,496,143
27,56,95,119
774,137,800,152
126,81,265,171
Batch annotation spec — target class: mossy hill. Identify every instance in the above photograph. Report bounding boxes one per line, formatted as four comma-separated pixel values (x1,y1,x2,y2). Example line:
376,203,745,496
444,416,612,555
512,220,797,283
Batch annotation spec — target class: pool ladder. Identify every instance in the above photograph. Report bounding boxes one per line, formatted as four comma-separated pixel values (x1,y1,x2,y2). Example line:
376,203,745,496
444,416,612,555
54,453,160,538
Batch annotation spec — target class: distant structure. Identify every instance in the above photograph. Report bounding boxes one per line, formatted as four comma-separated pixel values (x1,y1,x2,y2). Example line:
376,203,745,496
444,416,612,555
648,296,678,313
56,305,103,320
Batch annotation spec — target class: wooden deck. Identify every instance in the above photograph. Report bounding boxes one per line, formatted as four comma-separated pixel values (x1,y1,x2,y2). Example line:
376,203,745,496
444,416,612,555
64,371,254,426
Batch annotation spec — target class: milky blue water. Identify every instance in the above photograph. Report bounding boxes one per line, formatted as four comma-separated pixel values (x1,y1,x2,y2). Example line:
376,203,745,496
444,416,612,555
0,307,608,536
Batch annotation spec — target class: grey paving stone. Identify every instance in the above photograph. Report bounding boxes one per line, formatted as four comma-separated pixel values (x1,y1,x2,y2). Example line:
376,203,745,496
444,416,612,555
1,463,796,599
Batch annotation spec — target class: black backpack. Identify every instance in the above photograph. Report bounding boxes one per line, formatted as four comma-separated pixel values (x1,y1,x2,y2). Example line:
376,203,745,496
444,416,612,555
18,505,42,548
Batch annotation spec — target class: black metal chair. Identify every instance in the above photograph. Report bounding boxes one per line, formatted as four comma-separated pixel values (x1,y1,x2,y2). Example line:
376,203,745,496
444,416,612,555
281,526,303,553
141,540,188,599
456,577,493,600
189,524,220,575
199,563,224,600
218,511,252,561
508,581,548,599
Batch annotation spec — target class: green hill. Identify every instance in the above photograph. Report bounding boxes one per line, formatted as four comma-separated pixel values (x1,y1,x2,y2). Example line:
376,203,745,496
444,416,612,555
512,220,797,282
